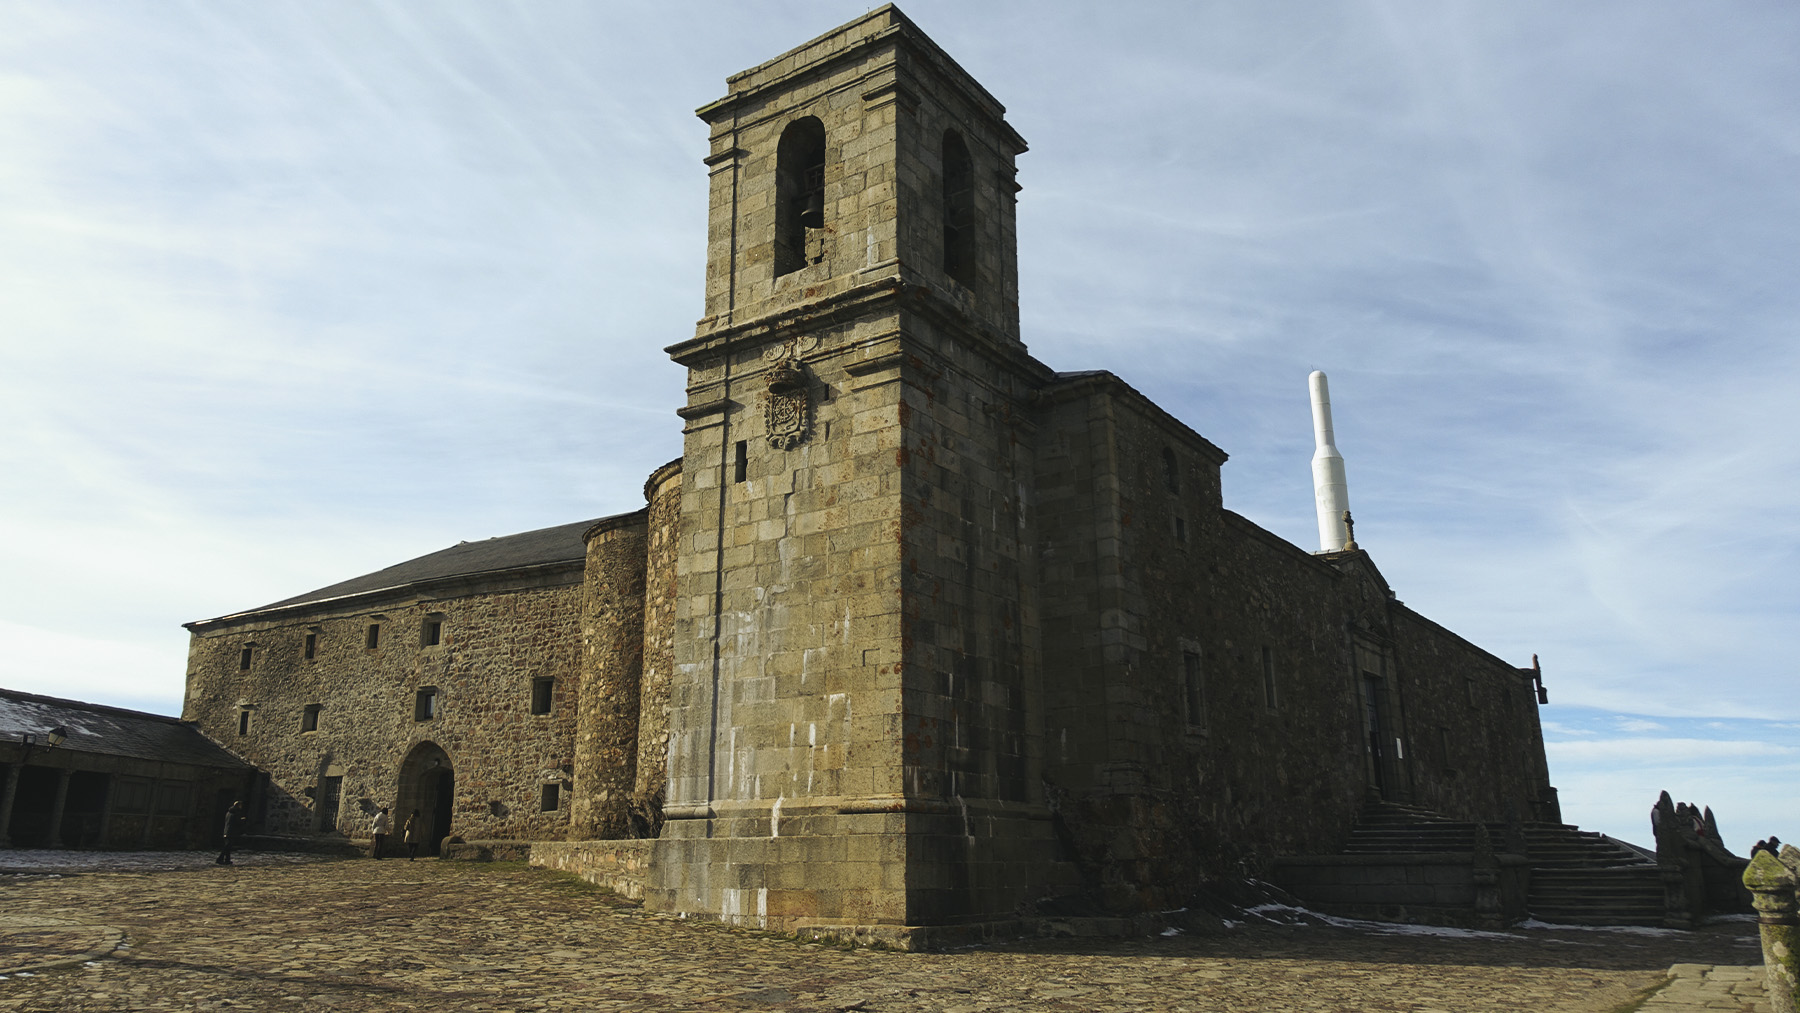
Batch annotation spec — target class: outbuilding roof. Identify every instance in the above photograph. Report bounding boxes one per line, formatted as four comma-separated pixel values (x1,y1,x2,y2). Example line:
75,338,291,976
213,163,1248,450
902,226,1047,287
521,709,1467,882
0,688,247,769
192,516,614,626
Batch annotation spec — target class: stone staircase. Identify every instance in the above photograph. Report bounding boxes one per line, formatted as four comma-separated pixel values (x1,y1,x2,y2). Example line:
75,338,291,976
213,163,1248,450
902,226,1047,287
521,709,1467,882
1343,802,1665,926
1519,824,1663,926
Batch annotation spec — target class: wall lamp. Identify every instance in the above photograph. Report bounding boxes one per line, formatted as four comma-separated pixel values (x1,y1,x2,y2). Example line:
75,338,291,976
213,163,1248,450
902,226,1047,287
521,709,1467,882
19,725,69,762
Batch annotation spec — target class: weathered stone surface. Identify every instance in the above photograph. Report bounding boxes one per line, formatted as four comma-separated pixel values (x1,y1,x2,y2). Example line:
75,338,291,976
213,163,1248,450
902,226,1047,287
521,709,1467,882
182,526,592,846
571,512,648,840
0,855,1767,1012
1744,851,1798,1012
172,6,1564,943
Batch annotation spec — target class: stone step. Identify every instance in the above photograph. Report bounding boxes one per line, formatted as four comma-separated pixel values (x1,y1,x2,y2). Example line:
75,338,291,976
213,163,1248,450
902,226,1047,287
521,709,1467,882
1530,889,1664,903
1527,908,1665,926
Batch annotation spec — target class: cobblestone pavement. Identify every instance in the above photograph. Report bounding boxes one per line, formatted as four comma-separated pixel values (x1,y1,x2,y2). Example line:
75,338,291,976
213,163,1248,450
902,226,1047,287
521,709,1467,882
0,852,1769,1012
1645,964,1772,1013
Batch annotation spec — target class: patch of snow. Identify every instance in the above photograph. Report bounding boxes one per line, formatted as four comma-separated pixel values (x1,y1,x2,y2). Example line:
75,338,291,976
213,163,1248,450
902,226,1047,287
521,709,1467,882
1517,919,1689,937
1245,903,1572,942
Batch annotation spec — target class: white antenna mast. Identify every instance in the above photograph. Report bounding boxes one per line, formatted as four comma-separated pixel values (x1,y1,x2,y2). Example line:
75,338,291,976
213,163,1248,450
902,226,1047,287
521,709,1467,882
1309,370,1354,552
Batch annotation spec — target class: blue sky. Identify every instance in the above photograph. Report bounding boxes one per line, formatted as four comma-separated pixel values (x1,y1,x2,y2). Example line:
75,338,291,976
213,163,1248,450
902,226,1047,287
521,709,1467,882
2,1,1795,854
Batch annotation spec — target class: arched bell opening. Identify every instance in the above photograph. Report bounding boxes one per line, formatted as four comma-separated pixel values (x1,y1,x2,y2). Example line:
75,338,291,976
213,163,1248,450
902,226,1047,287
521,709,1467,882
941,129,976,287
395,742,454,856
775,116,827,277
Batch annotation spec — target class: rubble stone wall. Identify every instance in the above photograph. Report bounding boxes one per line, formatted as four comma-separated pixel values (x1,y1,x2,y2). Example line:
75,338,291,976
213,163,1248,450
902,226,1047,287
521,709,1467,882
570,512,648,839
632,461,683,833
182,573,585,843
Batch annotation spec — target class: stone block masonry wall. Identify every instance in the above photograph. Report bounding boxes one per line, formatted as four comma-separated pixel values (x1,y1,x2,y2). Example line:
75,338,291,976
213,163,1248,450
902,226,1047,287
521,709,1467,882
892,306,1071,925
694,7,1023,349
1030,372,1552,910
183,575,584,844
884,28,1025,346
570,513,648,839
1272,853,1531,928
1389,608,1556,823
697,18,906,334
1202,517,1373,863
654,5,1048,937
1035,377,1334,911
655,304,915,931
530,839,654,900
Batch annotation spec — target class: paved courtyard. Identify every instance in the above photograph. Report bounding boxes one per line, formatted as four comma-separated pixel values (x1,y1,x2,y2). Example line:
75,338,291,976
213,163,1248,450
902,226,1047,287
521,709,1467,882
0,850,1770,1012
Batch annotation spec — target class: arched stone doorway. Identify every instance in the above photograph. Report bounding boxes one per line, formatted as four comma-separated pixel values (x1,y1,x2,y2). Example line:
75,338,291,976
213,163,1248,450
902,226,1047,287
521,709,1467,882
395,742,454,856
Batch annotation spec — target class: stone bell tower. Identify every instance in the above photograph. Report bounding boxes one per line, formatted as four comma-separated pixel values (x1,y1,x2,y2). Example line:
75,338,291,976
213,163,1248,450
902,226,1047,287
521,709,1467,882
649,6,1072,942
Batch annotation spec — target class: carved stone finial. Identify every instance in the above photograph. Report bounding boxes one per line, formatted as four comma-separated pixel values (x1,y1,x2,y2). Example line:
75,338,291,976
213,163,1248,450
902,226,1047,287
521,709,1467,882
1342,509,1358,550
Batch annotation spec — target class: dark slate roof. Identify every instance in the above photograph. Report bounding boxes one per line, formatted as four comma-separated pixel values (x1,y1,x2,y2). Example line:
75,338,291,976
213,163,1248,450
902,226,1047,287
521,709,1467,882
231,516,611,618
0,688,247,769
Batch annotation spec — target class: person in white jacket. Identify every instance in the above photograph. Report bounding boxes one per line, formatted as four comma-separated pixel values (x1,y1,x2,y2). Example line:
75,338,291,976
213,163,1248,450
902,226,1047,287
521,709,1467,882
371,807,392,859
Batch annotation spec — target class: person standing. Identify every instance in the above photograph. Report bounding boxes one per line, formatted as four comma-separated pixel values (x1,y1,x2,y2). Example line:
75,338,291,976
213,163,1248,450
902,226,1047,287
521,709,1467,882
371,806,392,859
216,801,245,866
403,809,422,861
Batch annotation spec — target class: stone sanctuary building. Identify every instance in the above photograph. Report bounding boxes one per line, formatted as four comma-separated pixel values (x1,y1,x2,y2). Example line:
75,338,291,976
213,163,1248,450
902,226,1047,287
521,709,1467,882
181,7,1563,943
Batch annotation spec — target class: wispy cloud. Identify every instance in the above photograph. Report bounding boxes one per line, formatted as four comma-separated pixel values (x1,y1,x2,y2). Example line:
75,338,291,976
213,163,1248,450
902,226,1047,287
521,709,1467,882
1548,738,1797,764
1,1,1795,851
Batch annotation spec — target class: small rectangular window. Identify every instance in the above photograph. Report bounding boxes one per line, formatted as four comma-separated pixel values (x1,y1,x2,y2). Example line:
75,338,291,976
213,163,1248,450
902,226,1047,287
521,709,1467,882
414,687,438,722
1174,517,1187,542
1183,650,1206,730
366,624,381,650
734,440,748,483
303,632,317,660
531,677,555,716
238,646,253,671
540,783,560,812
1261,646,1278,710
301,704,321,733
422,618,442,647
237,708,252,736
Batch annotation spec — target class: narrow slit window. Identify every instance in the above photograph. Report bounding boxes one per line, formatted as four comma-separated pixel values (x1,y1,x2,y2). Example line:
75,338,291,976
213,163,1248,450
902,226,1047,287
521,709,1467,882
238,646,253,671
1162,446,1180,494
237,708,251,736
365,624,381,650
734,440,748,483
1261,646,1278,710
1174,517,1187,542
1183,650,1206,730
303,632,316,660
